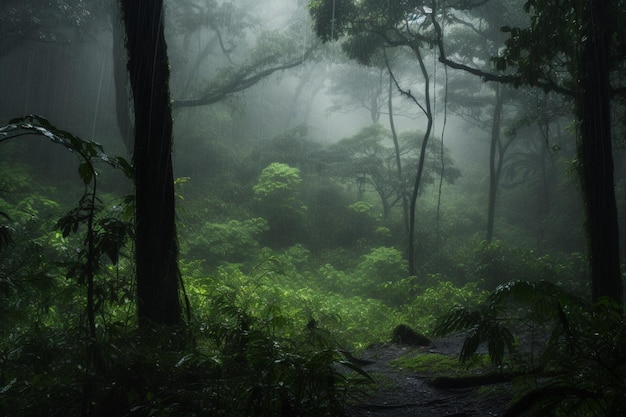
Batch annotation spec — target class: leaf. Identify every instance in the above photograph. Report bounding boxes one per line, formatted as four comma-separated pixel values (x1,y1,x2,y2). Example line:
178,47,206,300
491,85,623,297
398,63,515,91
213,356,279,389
434,306,481,336
0,225,13,249
0,115,131,175
56,210,84,238
77,161,93,185
337,359,374,382
460,326,481,362
94,218,132,265
114,156,134,179
0,378,16,394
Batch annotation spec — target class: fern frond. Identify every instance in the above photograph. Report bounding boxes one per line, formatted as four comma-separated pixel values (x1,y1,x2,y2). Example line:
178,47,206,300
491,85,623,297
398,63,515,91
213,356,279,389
433,305,482,336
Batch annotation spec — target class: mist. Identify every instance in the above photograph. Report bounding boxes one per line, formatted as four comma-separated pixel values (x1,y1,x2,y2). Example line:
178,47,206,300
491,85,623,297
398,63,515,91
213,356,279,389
2,1,625,416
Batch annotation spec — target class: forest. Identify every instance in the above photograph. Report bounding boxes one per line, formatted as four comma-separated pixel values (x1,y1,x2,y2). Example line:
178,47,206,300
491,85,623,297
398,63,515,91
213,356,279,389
1,0,625,416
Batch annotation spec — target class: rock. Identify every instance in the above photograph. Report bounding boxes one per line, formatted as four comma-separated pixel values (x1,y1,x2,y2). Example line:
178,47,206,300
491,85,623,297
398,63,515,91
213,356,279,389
391,324,431,346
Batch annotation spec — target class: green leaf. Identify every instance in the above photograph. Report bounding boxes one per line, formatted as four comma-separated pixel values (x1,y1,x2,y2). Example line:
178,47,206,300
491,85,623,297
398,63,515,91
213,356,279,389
0,225,13,250
77,161,93,185
114,156,134,179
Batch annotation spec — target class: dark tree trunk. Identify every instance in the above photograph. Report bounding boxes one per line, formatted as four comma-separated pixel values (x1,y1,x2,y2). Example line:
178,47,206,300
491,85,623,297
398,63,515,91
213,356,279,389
577,0,622,307
121,0,182,326
486,84,503,244
110,0,133,155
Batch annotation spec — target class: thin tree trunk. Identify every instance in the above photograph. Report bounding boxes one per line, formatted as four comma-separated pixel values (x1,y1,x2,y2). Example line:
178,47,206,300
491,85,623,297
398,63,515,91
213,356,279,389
388,74,409,234
408,47,433,276
577,0,622,307
121,0,182,326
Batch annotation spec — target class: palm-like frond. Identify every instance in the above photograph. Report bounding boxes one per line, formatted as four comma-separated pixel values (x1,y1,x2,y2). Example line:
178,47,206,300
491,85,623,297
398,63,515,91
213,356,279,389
435,280,587,365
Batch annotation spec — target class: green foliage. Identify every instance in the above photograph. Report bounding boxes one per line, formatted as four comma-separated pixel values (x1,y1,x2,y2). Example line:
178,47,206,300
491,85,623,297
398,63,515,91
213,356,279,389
0,326,88,416
470,240,587,292
431,280,626,416
327,125,460,222
492,1,585,90
392,352,493,377
504,299,626,417
434,280,583,365
253,162,303,200
309,0,436,66
253,162,308,247
176,263,375,416
355,246,408,299
256,125,328,175
403,278,486,333
349,200,376,215
300,178,355,249
0,115,133,181
183,217,268,266
308,0,358,42
437,280,626,417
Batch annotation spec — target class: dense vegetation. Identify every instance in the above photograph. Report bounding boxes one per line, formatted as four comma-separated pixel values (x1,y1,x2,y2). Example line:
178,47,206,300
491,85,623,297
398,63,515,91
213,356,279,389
1,0,625,416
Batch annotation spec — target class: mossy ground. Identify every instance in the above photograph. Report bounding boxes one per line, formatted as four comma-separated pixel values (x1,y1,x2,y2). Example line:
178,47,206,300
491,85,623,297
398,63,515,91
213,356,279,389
391,351,494,376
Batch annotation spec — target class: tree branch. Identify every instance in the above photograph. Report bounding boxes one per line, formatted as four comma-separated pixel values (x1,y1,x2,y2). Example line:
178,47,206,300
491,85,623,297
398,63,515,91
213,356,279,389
385,48,428,116
429,12,576,97
173,42,319,109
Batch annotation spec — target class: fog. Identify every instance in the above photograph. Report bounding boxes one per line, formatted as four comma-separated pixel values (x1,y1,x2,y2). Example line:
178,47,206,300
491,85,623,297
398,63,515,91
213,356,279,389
0,0,595,257
3,2,626,415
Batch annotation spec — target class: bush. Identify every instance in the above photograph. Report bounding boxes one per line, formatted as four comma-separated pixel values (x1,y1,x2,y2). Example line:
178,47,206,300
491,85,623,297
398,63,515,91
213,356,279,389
355,246,409,302
182,217,268,266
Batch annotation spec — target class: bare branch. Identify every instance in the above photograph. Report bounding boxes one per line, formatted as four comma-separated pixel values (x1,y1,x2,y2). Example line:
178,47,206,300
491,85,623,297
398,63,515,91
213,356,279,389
173,42,319,109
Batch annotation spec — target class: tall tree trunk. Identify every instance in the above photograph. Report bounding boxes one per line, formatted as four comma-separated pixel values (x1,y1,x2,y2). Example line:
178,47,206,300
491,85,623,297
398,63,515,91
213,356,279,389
111,0,133,155
486,83,503,243
388,74,409,234
577,0,622,307
121,0,182,326
408,47,433,276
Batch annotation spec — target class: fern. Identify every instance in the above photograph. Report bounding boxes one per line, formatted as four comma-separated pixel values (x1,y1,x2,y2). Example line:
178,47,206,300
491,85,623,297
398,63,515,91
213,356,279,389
434,280,586,365
437,280,626,416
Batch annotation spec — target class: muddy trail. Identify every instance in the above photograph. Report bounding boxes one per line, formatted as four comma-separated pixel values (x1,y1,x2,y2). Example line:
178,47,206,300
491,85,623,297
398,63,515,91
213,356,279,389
343,336,513,417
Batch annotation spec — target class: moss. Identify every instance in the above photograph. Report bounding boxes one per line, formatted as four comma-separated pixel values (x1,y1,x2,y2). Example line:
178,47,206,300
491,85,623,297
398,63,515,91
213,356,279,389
391,352,494,376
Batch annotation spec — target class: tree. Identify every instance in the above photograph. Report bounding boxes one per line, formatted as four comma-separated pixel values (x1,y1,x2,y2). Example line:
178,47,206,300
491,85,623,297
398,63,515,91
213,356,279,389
432,0,626,306
253,162,307,247
170,1,319,110
329,125,459,220
330,124,402,219
501,90,573,250
308,0,439,275
0,0,107,58
328,62,388,123
433,1,528,243
121,0,182,326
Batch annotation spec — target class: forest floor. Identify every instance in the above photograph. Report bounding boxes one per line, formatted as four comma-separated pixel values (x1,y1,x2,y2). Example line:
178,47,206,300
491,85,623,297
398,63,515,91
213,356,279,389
343,336,513,417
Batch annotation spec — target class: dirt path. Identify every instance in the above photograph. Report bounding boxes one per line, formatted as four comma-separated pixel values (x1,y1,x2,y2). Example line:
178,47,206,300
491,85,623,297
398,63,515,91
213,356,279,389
344,338,512,417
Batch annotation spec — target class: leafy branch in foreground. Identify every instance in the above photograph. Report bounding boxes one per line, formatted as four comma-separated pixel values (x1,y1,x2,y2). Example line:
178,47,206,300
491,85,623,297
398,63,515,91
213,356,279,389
434,280,585,365
436,280,626,416
0,115,133,178
0,115,133,372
